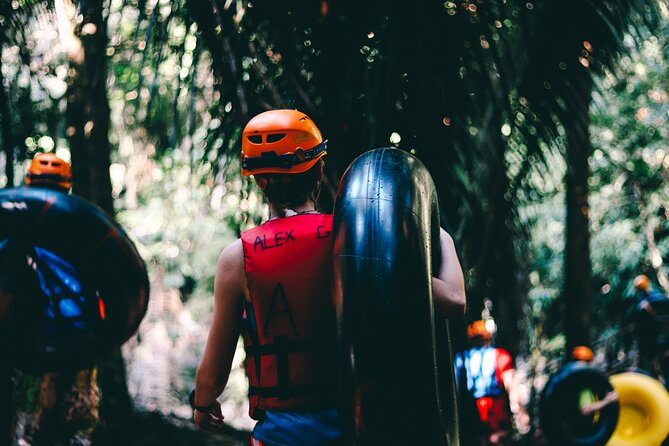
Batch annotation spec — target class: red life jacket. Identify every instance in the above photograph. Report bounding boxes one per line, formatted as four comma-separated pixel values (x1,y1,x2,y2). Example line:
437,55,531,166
240,213,338,419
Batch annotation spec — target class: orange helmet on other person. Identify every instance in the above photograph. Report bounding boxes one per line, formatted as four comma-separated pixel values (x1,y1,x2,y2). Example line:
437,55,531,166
571,345,594,362
25,153,72,191
467,320,492,340
241,109,327,176
633,275,651,292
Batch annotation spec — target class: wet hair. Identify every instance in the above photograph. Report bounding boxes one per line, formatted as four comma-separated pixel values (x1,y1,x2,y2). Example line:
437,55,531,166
256,159,323,218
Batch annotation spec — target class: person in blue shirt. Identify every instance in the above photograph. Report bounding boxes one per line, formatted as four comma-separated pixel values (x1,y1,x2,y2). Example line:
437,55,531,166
455,320,529,446
634,274,669,315
2,153,101,446
633,274,669,382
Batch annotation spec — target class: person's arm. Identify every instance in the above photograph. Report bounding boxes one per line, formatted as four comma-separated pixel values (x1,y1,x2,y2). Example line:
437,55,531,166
580,390,618,417
636,290,658,317
193,239,245,432
639,299,657,317
432,228,466,318
501,368,530,433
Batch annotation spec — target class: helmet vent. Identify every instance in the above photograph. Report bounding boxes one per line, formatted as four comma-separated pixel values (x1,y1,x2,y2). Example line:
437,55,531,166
266,133,286,143
247,135,263,144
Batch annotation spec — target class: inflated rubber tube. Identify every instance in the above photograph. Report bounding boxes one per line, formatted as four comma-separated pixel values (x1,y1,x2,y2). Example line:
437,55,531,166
0,187,149,371
539,361,619,446
333,148,459,445
606,372,669,446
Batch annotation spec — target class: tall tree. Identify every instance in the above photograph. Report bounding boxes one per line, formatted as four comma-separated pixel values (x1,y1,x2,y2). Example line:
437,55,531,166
57,0,134,435
1,1,130,444
563,84,594,351
518,0,659,351
59,0,114,214
0,36,15,187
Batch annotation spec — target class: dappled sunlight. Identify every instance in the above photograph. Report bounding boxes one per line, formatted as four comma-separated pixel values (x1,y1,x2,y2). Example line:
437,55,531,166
2,0,669,444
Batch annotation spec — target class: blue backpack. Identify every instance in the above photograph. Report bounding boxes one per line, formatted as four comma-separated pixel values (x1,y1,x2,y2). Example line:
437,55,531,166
456,346,502,399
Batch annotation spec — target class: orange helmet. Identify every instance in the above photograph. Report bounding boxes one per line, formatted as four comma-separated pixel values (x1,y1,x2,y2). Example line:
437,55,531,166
633,274,651,291
241,109,327,176
571,345,594,362
25,153,72,191
467,320,492,340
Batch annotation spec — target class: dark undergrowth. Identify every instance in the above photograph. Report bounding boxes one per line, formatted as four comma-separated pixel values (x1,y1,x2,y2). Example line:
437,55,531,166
92,410,250,446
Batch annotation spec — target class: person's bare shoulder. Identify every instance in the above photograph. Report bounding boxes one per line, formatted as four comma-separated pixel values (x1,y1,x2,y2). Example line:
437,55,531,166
217,239,243,267
215,239,247,300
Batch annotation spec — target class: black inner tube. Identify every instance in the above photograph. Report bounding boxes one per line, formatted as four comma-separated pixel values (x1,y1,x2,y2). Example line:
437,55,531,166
539,362,619,446
333,148,459,445
0,187,149,372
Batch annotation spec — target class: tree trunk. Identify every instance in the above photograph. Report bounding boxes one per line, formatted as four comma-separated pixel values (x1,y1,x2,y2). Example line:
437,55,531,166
60,0,132,436
563,82,593,354
0,361,12,446
2,2,134,444
63,0,114,215
0,31,16,442
0,36,15,188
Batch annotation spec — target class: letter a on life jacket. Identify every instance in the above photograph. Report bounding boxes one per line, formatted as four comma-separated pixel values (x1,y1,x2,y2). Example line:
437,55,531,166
263,283,298,336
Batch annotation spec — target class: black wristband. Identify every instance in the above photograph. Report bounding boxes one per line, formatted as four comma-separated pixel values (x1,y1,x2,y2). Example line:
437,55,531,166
189,389,216,412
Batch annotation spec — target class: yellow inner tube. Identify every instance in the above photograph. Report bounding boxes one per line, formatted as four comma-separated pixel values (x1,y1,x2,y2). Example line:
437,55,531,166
606,372,669,446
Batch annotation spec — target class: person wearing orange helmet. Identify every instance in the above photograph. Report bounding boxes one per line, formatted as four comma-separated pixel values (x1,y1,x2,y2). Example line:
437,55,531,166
192,109,466,445
7,152,102,444
633,274,667,317
570,345,594,363
632,274,669,379
457,319,529,446
24,153,73,192
565,345,620,419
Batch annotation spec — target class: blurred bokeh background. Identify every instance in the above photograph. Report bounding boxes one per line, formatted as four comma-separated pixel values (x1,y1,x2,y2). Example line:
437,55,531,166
2,0,669,444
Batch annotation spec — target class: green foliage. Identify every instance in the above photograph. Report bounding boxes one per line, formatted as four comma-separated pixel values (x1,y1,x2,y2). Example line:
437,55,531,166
3,0,669,415
12,372,42,413
590,27,669,300
526,14,669,359
115,154,264,297
0,9,69,180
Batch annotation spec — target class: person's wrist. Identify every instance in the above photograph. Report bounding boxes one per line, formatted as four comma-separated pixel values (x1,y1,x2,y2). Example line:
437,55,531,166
189,389,216,412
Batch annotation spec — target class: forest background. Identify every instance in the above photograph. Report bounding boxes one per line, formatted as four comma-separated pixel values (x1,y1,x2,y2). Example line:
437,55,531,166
2,0,669,440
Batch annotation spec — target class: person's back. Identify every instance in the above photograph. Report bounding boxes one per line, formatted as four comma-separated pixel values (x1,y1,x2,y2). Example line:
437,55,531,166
193,109,467,445
458,320,524,446
193,110,344,446
632,275,669,376
460,345,514,434
635,276,668,309
4,153,101,445
461,346,508,399
240,212,342,445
